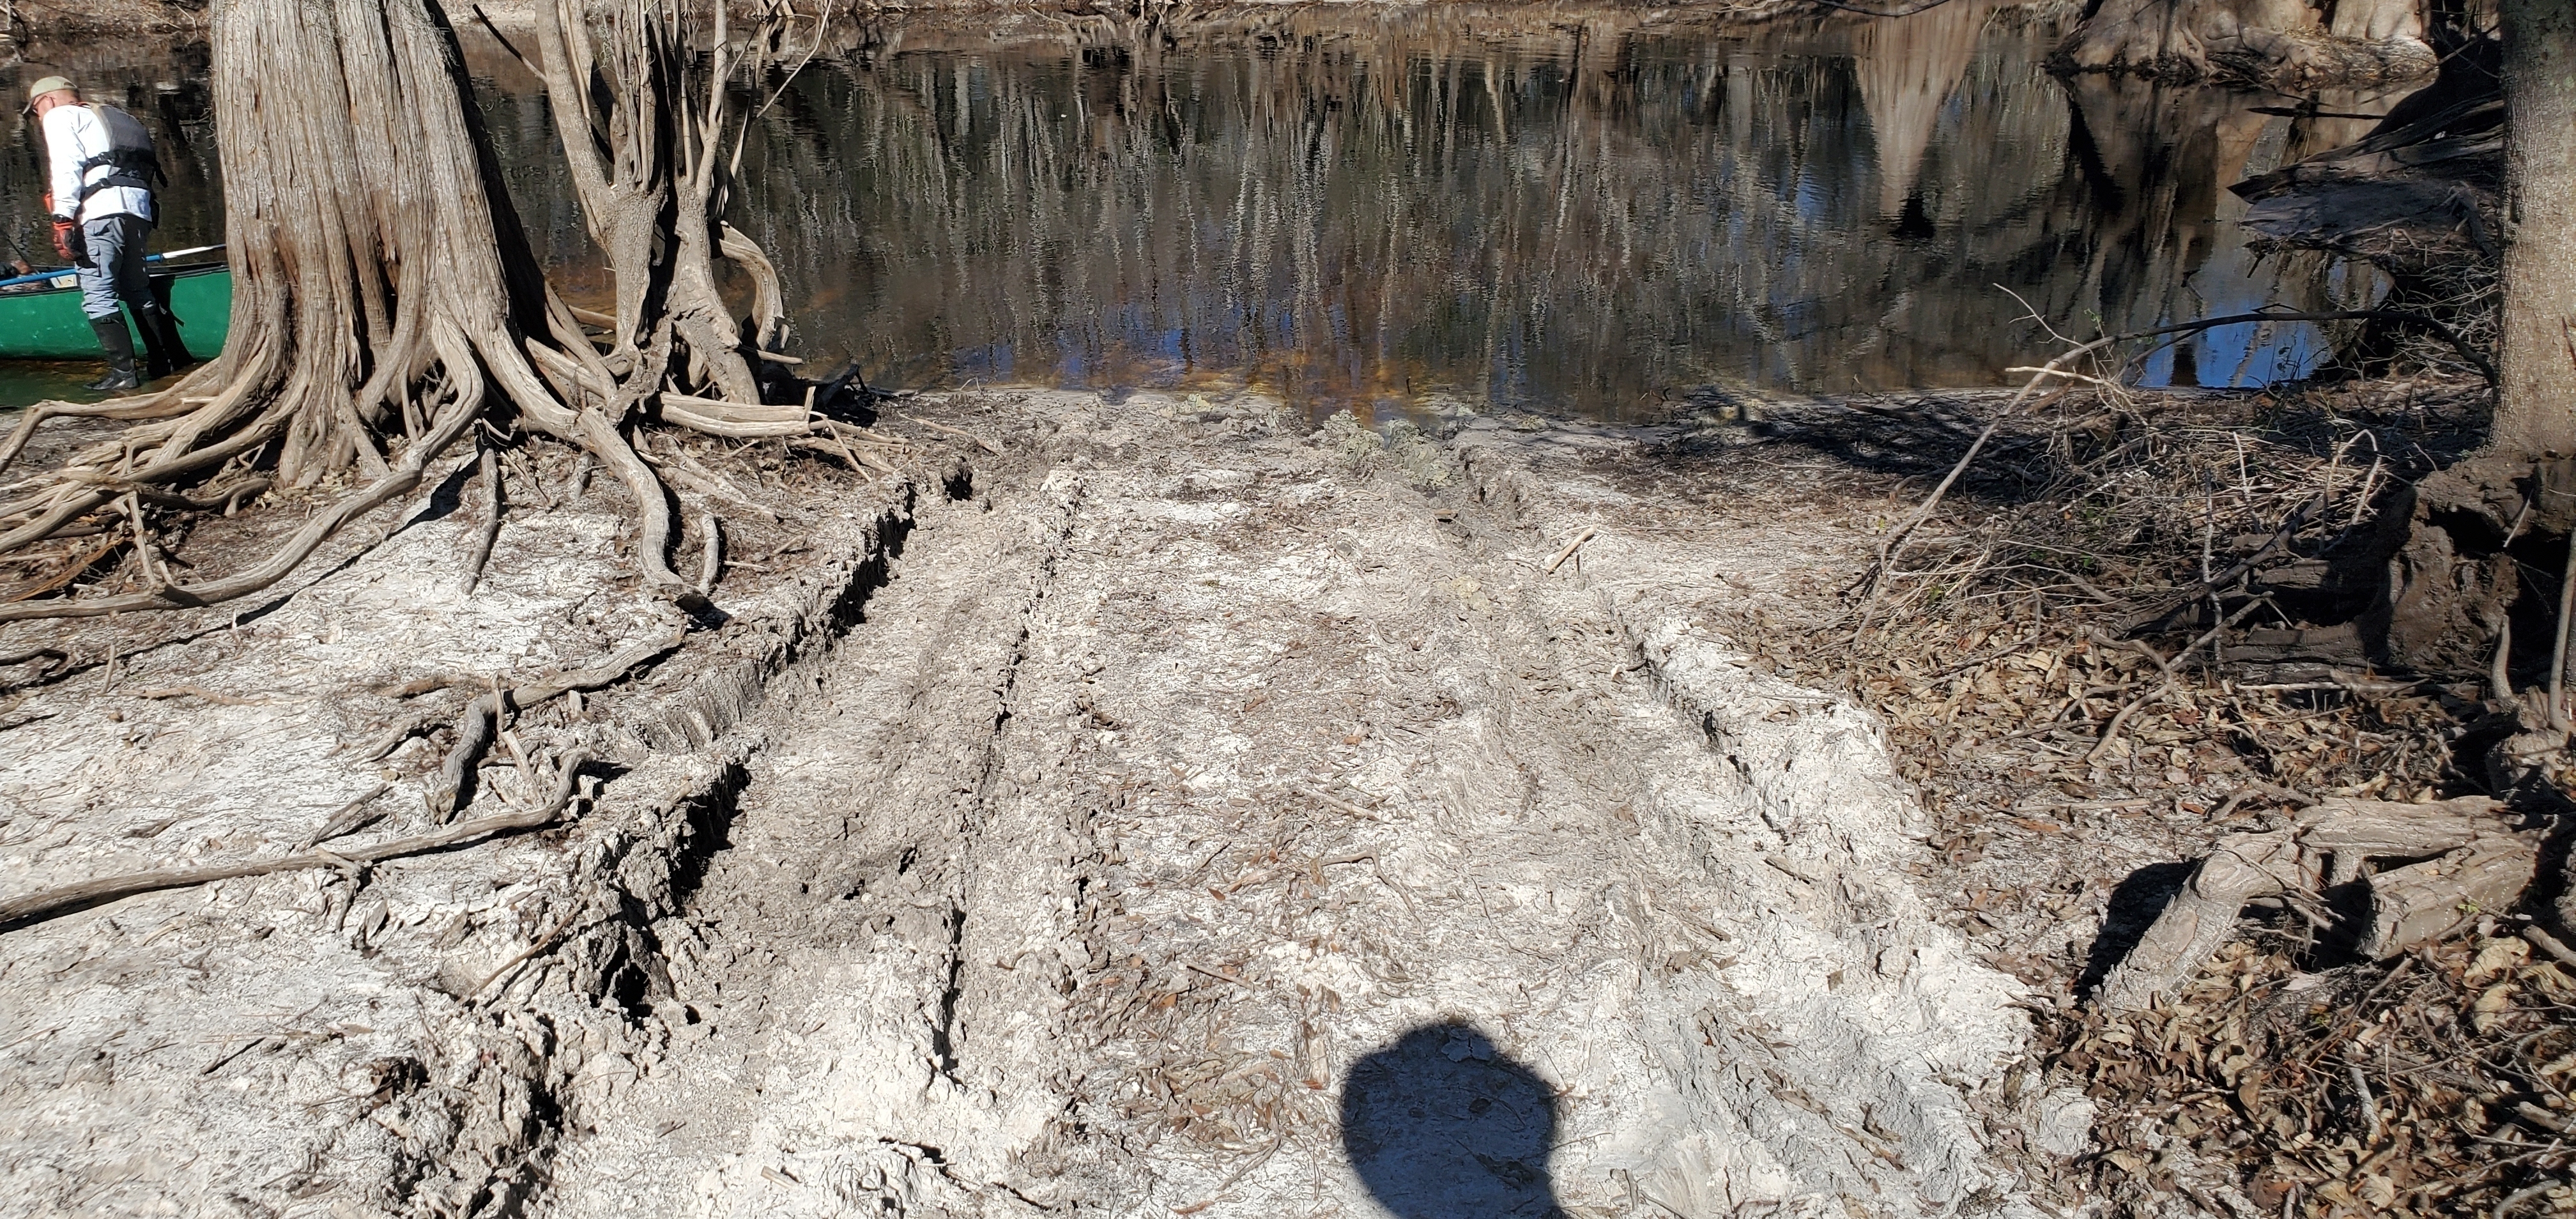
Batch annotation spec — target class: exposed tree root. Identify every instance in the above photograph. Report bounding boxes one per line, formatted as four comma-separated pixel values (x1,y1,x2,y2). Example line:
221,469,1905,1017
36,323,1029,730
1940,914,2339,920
461,440,503,595
425,631,683,821
0,337,486,623
0,747,590,934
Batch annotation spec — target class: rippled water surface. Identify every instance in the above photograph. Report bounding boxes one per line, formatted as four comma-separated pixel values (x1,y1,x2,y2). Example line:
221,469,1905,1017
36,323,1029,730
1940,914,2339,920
3,8,2389,417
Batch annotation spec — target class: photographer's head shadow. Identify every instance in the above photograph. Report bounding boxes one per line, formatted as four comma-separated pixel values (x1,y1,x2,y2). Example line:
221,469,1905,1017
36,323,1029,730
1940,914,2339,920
1340,1022,1565,1218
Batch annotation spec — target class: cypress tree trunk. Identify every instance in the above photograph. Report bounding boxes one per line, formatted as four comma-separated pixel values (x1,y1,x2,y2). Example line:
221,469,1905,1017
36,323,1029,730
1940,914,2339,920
0,0,829,622
209,0,553,487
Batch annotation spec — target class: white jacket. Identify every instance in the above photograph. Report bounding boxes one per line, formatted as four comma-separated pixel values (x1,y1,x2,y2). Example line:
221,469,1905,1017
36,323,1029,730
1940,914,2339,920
43,104,155,226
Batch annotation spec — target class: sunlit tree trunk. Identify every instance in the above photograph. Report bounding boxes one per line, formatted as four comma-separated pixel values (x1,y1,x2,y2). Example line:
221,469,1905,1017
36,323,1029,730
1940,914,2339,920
208,0,551,487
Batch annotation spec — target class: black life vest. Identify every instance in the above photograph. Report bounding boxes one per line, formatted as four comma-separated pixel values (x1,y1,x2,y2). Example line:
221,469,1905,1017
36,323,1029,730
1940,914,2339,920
74,104,164,204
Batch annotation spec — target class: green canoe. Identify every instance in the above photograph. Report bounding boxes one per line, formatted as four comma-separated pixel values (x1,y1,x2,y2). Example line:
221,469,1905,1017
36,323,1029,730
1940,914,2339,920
0,261,230,361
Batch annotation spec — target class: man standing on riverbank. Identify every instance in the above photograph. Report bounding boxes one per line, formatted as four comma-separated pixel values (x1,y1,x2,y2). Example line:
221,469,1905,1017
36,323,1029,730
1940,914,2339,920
27,75,191,393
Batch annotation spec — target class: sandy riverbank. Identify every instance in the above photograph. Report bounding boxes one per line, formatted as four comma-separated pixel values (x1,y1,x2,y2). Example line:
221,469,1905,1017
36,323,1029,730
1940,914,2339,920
10,372,2547,1217
1,390,2073,1217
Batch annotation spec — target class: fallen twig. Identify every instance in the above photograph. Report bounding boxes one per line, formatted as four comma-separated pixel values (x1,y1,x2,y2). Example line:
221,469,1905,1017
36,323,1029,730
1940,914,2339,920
374,674,463,698
1542,526,1597,574
896,411,1002,455
695,508,721,594
352,703,452,762
2494,1177,2566,1219
2350,1044,2386,1145
303,781,395,848
2209,781,2319,821
132,684,270,707
1291,785,1383,822
2523,925,2576,969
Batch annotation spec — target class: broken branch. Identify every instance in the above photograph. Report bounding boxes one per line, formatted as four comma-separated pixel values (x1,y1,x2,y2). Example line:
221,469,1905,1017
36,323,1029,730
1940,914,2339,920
2092,796,2518,1011
1543,526,1597,574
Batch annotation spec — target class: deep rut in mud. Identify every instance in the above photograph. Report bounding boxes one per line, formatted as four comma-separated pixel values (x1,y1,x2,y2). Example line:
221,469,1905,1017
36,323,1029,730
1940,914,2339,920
532,398,2032,1218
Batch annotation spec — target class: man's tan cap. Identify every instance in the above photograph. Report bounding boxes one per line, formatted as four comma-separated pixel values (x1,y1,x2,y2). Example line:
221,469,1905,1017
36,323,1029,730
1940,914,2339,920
24,77,74,112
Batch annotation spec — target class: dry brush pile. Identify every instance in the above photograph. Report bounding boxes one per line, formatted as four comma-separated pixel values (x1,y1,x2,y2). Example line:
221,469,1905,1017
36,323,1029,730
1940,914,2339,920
2053,924,2576,1216
1693,364,2576,1214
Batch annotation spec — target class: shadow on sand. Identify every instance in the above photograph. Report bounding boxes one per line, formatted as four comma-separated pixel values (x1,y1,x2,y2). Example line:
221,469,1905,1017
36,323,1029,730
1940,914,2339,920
1340,1022,1566,1218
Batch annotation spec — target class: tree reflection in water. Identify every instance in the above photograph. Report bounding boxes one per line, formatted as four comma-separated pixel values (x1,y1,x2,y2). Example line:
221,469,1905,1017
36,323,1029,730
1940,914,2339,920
1,10,2384,418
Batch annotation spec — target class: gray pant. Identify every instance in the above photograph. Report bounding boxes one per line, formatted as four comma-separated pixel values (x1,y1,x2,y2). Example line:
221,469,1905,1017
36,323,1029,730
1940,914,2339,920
77,213,154,323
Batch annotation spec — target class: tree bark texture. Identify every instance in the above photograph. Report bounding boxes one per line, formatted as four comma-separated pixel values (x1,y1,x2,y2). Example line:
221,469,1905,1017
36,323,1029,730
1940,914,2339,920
2492,0,2576,458
2092,796,2516,1011
211,0,551,487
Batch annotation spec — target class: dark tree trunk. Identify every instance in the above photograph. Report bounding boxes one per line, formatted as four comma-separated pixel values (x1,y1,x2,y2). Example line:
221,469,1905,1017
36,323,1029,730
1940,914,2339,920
2492,0,2576,457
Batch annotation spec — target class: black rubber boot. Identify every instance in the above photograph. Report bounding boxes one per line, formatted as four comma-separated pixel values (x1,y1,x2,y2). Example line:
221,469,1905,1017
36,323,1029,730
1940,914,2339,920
83,316,141,393
141,305,196,379
134,309,173,382
133,305,178,381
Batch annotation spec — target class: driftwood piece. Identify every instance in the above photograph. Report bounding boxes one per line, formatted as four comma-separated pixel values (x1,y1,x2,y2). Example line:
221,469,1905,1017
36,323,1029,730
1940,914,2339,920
2094,795,2511,1011
660,393,808,431
659,407,808,439
1542,526,1596,574
2093,827,2310,1013
2359,840,2538,958
304,781,395,848
657,397,912,450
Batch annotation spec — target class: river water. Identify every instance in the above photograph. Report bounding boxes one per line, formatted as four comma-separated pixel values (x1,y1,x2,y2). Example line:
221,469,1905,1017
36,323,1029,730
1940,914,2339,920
0,7,2388,417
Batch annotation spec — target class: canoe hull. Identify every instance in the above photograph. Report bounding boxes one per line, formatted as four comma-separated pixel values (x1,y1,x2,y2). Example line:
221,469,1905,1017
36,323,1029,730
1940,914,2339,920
0,263,230,362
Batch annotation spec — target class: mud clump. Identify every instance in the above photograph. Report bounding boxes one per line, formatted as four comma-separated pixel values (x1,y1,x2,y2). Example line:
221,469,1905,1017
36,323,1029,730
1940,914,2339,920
1318,409,1453,489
